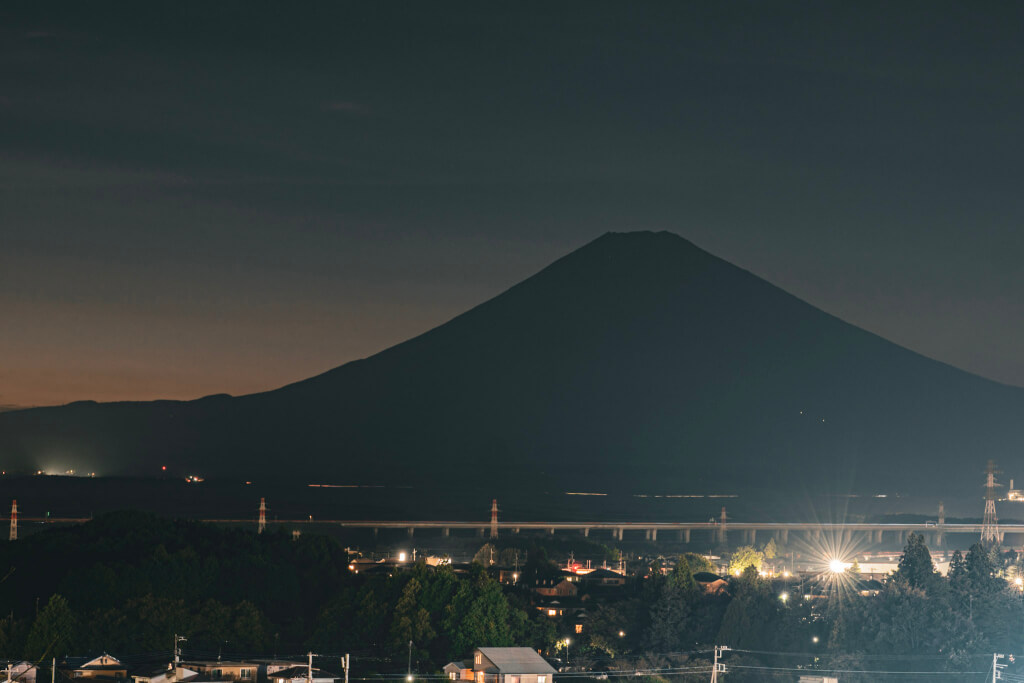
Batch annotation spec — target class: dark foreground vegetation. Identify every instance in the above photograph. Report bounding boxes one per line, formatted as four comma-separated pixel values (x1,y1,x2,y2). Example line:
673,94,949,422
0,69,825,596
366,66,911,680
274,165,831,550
0,513,1021,682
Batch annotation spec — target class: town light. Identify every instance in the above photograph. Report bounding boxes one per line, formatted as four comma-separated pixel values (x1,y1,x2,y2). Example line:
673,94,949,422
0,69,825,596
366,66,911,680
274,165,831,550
779,592,789,603
812,636,819,644
828,559,847,573
618,631,625,638
398,552,407,562
1015,576,1023,588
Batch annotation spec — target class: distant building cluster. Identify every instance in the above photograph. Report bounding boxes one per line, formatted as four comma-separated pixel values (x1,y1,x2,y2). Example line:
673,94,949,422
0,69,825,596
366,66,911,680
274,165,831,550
2,650,554,683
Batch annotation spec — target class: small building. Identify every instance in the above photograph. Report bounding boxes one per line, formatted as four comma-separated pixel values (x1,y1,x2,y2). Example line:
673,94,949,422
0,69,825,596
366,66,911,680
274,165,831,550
59,655,128,681
443,661,474,681
533,579,577,598
694,572,728,595
1,661,38,683
179,662,259,682
267,666,336,683
575,568,625,590
132,665,199,683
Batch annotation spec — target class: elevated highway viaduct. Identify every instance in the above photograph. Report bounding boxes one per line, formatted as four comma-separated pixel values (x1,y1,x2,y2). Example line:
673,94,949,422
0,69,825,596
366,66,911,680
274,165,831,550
9,518,1006,547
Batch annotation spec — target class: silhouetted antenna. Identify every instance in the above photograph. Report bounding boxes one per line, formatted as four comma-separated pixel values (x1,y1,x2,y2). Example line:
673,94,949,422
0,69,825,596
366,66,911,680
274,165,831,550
490,499,499,539
258,498,267,534
8,500,16,541
981,460,1001,545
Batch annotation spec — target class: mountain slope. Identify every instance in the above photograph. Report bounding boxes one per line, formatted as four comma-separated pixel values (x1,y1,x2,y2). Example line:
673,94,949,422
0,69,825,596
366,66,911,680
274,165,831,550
2,231,1021,495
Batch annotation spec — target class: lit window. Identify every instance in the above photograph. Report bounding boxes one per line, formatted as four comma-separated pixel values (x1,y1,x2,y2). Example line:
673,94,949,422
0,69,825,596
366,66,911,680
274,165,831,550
547,609,556,616
450,675,456,681
539,677,546,683
575,624,583,634
475,653,481,666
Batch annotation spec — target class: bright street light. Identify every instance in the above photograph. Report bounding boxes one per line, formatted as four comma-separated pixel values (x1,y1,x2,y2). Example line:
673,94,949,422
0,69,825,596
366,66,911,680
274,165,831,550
828,559,847,573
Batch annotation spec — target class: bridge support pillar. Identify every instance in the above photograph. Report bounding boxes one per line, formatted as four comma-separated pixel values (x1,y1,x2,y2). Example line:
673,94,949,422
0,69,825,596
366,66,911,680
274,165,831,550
477,528,485,538
583,527,590,537
682,529,691,543
442,527,450,537
749,529,756,544
779,529,788,544
617,527,624,541
650,528,657,541
513,527,520,535
549,527,556,536
874,529,883,544
407,527,415,538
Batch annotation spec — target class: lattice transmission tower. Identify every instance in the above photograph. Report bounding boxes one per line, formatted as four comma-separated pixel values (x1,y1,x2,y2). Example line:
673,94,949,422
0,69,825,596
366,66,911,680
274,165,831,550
981,460,1001,545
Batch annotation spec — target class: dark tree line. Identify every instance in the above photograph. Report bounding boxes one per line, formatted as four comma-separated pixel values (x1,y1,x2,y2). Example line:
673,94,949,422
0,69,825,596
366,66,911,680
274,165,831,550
0,513,549,670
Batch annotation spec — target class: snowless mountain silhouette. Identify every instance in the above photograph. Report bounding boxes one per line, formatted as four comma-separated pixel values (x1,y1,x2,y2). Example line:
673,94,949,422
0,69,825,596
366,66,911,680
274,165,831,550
2,231,1022,496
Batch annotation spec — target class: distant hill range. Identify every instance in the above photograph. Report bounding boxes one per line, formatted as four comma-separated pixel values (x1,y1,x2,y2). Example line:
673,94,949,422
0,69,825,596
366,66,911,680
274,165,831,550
2,232,1022,496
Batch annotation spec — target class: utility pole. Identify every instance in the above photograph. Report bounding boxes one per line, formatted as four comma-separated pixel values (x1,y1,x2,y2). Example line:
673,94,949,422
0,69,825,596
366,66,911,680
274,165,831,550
710,645,729,683
341,655,349,683
51,658,55,683
174,634,186,664
9,500,17,541
307,652,313,683
993,653,1005,682
258,498,267,534
406,641,413,682
982,461,1001,546
937,501,946,547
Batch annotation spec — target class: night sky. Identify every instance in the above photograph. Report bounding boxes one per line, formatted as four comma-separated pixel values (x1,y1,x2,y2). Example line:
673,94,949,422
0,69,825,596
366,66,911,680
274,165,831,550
3,1,1024,408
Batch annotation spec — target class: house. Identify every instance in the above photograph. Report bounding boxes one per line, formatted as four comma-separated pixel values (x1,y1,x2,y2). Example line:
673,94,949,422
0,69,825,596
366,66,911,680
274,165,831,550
575,568,625,590
266,666,337,683
445,648,555,683
693,572,728,595
1,661,38,683
59,655,128,681
443,661,474,681
533,579,577,598
535,597,587,619
179,662,260,682
132,665,199,683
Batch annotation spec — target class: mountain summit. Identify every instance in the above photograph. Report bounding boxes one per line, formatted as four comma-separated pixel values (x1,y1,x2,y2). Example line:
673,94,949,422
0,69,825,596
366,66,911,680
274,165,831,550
2,231,1021,495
